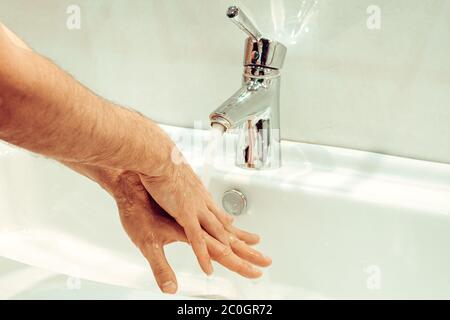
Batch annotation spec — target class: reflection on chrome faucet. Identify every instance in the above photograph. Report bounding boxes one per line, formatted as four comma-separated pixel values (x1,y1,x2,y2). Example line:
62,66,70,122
210,6,287,170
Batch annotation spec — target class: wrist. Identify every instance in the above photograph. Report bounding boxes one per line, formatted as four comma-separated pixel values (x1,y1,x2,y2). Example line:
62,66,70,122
62,161,121,195
132,114,178,177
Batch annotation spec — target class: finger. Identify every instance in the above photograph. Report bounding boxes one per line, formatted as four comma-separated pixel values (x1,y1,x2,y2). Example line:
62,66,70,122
229,235,272,267
142,243,178,294
226,225,260,245
207,202,234,226
205,233,262,279
199,211,230,246
184,221,213,275
145,196,190,244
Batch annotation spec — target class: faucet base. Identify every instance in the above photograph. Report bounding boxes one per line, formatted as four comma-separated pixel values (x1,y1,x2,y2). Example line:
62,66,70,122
235,118,281,170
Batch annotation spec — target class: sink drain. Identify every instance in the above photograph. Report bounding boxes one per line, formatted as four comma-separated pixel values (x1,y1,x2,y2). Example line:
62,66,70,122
222,189,247,216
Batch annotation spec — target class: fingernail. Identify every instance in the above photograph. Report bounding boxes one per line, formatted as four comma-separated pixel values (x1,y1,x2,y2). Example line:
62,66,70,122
161,281,177,294
206,262,214,275
253,268,263,278
203,257,214,275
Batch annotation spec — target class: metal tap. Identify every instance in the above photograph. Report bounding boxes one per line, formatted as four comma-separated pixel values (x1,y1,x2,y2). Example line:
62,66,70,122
210,6,287,169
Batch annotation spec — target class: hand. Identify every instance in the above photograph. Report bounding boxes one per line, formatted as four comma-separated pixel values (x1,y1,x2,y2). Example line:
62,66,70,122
113,171,272,294
62,162,272,294
140,160,243,275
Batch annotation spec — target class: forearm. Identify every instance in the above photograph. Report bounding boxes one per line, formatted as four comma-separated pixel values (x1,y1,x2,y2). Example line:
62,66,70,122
0,25,174,176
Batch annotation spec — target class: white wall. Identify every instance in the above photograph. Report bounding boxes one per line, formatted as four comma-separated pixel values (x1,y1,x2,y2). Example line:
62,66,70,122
1,0,449,163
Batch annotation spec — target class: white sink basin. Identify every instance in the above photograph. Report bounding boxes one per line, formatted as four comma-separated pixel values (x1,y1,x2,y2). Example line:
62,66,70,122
0,125,449,299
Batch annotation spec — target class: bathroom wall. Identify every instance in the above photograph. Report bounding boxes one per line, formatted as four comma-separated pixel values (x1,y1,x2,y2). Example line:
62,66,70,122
1,0,449,163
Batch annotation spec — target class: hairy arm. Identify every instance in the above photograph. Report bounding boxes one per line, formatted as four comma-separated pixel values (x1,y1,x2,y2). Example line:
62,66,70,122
0,23,173,175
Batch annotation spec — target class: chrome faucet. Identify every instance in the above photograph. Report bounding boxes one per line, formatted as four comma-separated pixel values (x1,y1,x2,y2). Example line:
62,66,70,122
210,6,287,170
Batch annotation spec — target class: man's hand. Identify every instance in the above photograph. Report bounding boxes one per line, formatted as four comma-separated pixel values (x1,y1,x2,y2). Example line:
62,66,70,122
64,163,271,294
115,171,271,294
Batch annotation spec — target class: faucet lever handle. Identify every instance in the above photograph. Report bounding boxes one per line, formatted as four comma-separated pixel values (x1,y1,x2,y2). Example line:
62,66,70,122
226,6,262,41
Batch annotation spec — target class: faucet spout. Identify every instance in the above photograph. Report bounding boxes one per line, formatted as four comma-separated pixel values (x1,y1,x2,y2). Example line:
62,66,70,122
210,70,278,130
210,67,281,169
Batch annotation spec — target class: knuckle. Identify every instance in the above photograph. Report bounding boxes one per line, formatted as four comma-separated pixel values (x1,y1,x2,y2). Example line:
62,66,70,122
153,264,170,277
217,224,226,234
121,171,140,183
117,199,135,218
152,265,173,283
229,234,239,245
213,222,227,237
237,261,250,274
140,231,158,249
191,232,205,244
122,172,146,191
219,245,233,258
